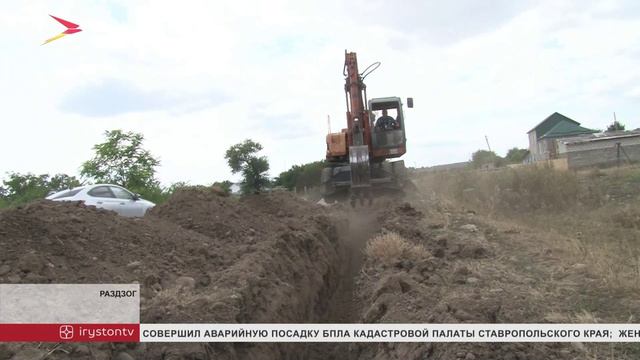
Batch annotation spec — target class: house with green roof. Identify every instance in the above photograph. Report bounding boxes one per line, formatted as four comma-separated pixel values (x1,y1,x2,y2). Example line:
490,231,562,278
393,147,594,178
527,112,598,161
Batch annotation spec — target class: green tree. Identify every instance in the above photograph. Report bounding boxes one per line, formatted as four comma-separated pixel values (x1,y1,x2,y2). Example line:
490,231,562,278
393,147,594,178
504,148,529,164
0,172,82,207
80,130,160,191
274,160,326,191
275,165,303,190
137,181,192,205
165,181,191,194
225,139,270,194
212,180,233,194
607,120,625,132
471,150,504,168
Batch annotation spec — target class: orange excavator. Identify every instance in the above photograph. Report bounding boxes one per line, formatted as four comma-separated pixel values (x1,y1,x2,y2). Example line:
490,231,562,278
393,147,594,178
322,51,413,205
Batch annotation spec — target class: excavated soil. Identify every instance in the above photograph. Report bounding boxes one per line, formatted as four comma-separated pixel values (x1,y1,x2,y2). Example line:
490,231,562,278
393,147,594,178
351,195,640,359
0,188,343,360
2,185,638,359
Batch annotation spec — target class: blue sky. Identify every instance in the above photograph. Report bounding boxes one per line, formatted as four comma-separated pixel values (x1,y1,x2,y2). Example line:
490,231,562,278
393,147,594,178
1,0,640,185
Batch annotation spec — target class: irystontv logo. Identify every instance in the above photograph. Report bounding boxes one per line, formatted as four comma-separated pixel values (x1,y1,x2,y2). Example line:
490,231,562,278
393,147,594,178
59,325,74,340
79,326,136,339
43,15,82,45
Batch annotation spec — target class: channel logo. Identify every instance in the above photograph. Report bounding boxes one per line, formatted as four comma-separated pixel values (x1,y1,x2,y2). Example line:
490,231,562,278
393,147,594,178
43,15,82,45
59,325,74,340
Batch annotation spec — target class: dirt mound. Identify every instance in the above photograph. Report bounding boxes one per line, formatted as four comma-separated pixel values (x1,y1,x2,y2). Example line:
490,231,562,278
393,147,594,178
146,188,342,324
0,189,343,360
4,185,629,359
0,200,214,285
376,202,491,261
353,200,588,360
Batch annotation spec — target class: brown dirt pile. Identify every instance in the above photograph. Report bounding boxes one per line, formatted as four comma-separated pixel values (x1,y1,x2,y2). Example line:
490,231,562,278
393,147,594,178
0,189,342,360
0,200,214,285
352,198,597,360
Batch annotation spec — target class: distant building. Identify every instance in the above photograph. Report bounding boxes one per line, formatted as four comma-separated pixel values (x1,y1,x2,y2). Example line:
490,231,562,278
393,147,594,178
527,112,598,161
557,130,640,169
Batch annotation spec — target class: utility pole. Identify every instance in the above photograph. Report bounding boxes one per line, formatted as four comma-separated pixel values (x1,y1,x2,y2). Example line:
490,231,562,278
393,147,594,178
485,135,492,152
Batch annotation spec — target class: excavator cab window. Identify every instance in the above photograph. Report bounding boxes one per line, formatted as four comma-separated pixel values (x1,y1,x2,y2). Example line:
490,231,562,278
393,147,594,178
369,98,405,150
369,100,403,132
372,108,400,130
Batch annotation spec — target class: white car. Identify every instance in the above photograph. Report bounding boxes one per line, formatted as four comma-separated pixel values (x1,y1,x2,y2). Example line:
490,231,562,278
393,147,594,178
46,184,155,217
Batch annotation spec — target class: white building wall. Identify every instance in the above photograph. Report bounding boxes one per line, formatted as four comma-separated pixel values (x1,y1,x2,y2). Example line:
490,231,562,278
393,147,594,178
566,136,640,152
527,131,538,160
565,135,640,168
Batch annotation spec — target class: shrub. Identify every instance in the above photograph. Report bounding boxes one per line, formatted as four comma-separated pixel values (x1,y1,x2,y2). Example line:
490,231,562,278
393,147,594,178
364,232,430,266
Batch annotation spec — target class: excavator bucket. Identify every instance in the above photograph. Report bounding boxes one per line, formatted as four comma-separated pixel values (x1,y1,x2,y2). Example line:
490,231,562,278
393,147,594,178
321,159,410,205
349,145,371,188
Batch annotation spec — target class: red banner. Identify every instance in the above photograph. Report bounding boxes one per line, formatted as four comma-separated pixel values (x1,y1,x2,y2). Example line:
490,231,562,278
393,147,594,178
0,324,139,342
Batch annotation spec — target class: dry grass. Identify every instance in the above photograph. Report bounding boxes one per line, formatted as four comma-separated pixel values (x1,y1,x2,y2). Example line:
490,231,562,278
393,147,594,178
612,206,640,229
415,165,581,215
364,232,430,265
413,166,640,359
542,208,640,290
417,165,640,290
574,309,599,323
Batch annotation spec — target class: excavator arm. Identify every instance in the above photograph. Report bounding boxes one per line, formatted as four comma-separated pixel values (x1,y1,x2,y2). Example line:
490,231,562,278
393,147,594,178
343,52,370,148
343,52,372,189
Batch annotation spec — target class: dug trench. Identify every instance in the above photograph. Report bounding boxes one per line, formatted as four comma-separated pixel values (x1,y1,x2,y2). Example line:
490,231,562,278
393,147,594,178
2,186,637,359
306,208,380,360
0,187,383,360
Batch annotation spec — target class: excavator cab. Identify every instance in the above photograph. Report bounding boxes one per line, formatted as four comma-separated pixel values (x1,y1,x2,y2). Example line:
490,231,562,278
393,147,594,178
322,95,412,201
369,97,407,158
